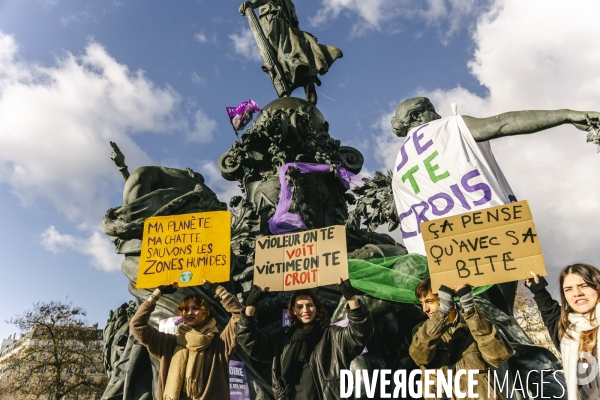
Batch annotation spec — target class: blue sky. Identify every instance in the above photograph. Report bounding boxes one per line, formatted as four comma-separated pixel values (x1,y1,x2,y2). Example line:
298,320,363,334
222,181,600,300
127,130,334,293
0,0,598,338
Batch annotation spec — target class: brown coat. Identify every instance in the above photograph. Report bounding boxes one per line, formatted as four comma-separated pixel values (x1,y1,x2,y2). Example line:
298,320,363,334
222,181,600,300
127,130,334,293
409,305,513,400
130,292,243,400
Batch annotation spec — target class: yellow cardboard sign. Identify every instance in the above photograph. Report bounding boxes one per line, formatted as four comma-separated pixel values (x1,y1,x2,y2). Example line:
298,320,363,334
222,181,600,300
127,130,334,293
253,225,348,291
136,211,231,289
420,200,546,292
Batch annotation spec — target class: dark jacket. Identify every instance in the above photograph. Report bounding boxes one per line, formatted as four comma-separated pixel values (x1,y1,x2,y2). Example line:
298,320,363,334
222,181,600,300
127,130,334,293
409,305,513,400
129,291,243,400
236,302,373,400
531,287,561,350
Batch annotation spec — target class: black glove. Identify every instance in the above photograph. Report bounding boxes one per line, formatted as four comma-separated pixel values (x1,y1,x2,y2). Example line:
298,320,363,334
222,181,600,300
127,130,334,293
437,285,455,315
337,279,357,300
456,285,475,312
526,276,548,294
157,284,177,295
246,285,268,307
202,280,222,297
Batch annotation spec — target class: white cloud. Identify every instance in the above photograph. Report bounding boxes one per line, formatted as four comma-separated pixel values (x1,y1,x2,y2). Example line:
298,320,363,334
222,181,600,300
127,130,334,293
194,32,208,43
229,27,261,62
39,0,60,6
191,71,206,84
197,160,243,205
311,0,403,35
186,109,217,144
311,0,481,40
0,34,180,225
60,11,95,27
373,106,402,172
372,0,600,272
40,226,122,272
0,32,216,269
0,33,218,224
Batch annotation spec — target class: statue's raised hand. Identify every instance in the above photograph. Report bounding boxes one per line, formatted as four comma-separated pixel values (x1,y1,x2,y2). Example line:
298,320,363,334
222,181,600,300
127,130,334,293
110,141,126,169
239,1,253,15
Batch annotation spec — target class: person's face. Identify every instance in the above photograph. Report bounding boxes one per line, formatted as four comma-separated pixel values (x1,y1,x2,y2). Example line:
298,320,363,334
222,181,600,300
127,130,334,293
563,273,599,314
181,299,207,327
293,295,317,324
419,291,440,319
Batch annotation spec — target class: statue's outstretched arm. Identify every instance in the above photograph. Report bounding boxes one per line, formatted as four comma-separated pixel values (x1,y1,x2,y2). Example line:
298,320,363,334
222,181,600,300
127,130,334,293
463,110,600,142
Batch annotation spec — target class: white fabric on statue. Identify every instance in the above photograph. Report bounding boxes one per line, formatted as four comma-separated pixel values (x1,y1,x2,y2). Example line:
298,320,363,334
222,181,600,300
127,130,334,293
391,114,515,254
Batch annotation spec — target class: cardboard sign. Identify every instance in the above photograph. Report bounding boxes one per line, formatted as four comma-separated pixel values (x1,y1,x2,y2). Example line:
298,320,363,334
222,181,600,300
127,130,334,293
254,225,348,291
136,211,231,289
421,201,546,291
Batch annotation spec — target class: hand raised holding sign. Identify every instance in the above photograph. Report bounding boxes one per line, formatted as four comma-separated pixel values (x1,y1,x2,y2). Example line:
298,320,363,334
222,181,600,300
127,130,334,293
524,271,549,294
147,282,179,303
337,278,360,310
158,283,179,295
245,285,270,317
202,279,228,298
455,284,475,312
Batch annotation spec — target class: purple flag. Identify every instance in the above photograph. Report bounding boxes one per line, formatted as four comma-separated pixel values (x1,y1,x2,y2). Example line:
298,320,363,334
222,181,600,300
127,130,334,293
226,99,260,133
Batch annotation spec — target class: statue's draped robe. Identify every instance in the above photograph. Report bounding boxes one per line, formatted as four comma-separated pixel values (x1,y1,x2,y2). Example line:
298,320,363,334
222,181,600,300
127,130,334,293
257,0,342,91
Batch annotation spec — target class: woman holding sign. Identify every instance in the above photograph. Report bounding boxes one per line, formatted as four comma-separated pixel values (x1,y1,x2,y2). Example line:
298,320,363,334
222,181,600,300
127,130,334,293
130,281,244,400
526,264,600,400
236,279,373,400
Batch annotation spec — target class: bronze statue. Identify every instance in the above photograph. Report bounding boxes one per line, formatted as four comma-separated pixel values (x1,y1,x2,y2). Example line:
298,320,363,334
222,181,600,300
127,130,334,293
391,97,600,144
239,0,343,105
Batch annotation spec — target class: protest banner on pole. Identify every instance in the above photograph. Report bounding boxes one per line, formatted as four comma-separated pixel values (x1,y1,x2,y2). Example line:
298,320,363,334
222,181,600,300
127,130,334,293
229,360,251,400
253,225,348,291
392,116,515,255
421,200,546,292
136,211,231,289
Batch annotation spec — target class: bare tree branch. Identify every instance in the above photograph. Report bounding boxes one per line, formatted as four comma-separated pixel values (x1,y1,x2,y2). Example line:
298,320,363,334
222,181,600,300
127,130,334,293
0,300,107,400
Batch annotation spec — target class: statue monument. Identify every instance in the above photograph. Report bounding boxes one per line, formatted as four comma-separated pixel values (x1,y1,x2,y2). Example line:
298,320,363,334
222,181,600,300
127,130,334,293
98,5,600,400
239,0,343,105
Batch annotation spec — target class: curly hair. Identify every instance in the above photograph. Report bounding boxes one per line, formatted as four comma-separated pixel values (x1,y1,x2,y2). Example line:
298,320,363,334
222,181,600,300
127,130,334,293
391,97,435,137
176,294,213,320
287,289,330,328
558,263,600,341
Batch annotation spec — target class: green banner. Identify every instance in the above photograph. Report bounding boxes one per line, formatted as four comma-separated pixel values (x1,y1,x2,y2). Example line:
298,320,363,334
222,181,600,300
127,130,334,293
348,254,492,304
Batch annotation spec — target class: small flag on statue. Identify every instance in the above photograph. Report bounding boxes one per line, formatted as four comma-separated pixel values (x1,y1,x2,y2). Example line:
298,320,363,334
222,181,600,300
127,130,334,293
226,99,260,134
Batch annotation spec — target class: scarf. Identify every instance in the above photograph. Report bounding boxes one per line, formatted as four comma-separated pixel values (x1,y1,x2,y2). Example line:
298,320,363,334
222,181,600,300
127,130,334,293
281,324,325,390
560,303,600,400
164,318,218,400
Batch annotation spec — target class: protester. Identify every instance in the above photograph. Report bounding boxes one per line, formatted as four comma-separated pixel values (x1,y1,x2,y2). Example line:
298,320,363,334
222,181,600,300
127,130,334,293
130,281,244,400
409,278,513,399
526,264,600,400
236,278,373,400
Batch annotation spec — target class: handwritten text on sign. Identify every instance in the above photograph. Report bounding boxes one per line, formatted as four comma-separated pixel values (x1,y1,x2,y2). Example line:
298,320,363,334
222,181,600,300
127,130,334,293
421,201,546,291
253,225,348,291
136,211,231,289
